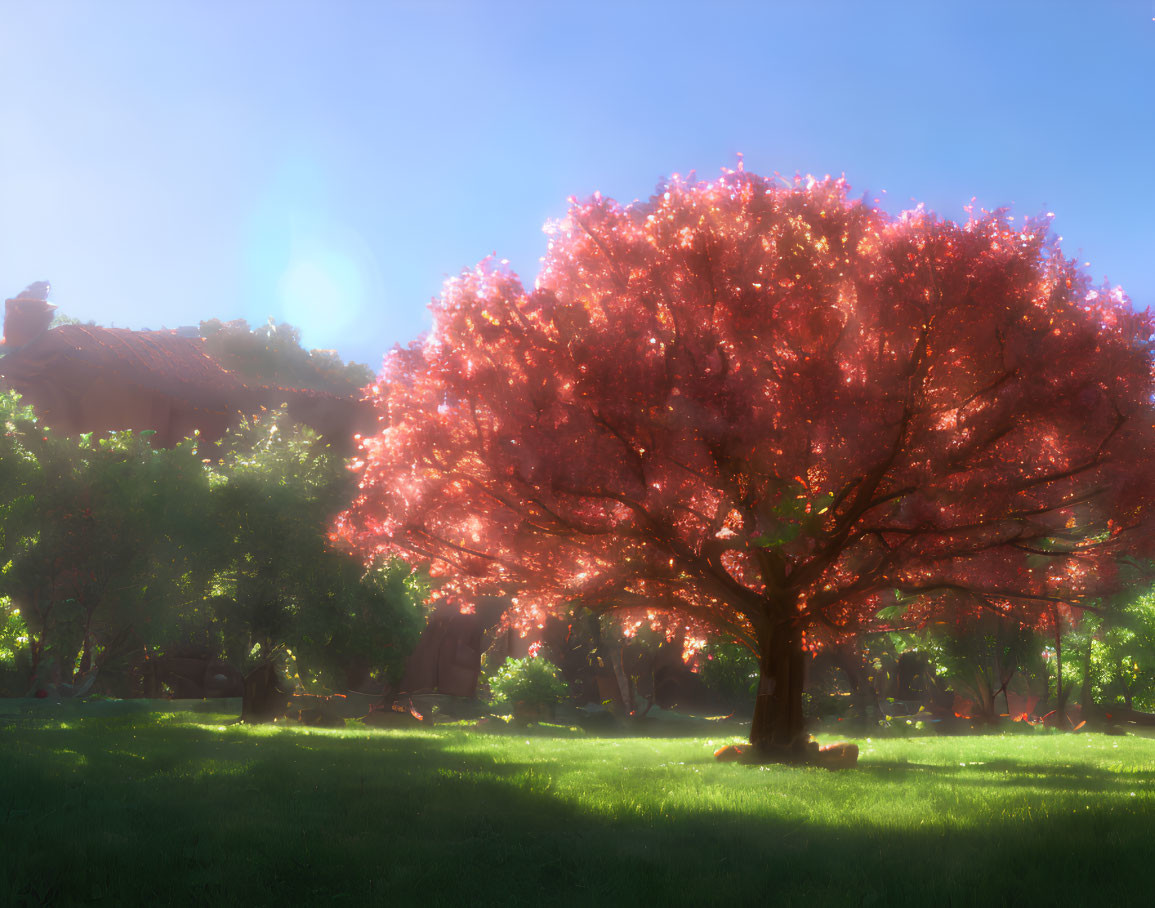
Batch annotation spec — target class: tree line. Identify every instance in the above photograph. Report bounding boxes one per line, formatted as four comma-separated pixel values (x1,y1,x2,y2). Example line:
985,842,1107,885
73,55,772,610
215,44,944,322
0,390,424,698
1,374,1151,721
7,170,1155,752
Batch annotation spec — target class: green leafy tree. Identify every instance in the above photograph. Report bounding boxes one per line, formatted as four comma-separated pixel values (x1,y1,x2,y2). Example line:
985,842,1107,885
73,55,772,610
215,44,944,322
1066,591,1155,715
0,397,93,690
696,640,759,707
199,318,374,394
208,409,422,689
916,616,1042,721
0,396,217,693
0,389,421,697
0,597,30,693
73,431,217,688
288,556,425,692
207,411,349,667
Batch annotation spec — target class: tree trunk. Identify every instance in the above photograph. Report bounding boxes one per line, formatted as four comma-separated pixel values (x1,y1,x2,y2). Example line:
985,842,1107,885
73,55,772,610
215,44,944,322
609,645,633,714
1079,633,1096,716
833,645,876,730
141,645,161,698
78,634,93,679
242,662,289,723
749,621,810,761
973,670,996,723
1052,607,1064,707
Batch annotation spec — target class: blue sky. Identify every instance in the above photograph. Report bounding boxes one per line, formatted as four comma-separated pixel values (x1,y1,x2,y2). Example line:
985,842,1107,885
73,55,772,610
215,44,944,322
2,1,1153,371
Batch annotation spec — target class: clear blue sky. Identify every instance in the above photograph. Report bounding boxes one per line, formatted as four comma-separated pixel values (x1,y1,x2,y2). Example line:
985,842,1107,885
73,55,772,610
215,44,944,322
2,1,1153,371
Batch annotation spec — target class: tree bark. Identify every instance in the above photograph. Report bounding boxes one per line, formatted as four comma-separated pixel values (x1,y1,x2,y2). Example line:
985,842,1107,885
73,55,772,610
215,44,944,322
609,645,633,714
77,634,93,679
1079,633,1095,715
242,662,289,723
749,620,810,760
973,670,996,723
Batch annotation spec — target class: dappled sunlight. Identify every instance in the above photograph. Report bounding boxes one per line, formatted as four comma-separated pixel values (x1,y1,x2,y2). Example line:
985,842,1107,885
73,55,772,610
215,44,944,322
2,716,1154,903
3,3,1154,903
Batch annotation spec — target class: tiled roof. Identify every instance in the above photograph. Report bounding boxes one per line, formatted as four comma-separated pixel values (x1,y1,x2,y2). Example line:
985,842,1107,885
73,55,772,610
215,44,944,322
0,325,275,415
0,323,371,442
5,324,250,393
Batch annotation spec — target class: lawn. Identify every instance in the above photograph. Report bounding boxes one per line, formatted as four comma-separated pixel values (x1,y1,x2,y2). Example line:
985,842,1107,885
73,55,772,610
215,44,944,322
1,714,1153,906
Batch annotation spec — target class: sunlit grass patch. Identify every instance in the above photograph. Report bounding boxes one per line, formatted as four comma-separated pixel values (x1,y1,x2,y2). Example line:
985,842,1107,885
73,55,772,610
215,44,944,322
1,715,1152,905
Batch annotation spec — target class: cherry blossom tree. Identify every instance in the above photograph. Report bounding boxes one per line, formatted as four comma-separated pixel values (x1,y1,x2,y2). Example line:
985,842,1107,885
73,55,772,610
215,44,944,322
336,170,1155,760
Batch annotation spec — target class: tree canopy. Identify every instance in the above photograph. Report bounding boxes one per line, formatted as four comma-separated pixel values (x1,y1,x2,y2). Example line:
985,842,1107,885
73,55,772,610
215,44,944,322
336,170,1155,759
0,392,421,698
199,317,374,394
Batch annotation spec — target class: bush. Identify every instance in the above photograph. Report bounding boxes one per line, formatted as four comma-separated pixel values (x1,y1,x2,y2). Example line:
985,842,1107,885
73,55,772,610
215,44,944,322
487,656,569,712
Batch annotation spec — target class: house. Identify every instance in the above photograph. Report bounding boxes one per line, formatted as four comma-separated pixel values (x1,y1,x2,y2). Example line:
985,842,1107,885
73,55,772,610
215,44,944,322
0,283,505,703
0,283,374,448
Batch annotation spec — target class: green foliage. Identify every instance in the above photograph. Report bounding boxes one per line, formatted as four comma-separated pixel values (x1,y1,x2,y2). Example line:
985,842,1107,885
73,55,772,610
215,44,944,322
0,391,93,685
751,482,835,549
199,317,374,394
207,411,349,667
695,640,758,703
0,598,31,693
1063,590,1155,712
0,406,219,692
287,558,425,692
1091,591,1155,710
909,617,1043,717
0,599,28,662
0,390,422,696
486,656,569,710
48,310,94,329
201,409,424,687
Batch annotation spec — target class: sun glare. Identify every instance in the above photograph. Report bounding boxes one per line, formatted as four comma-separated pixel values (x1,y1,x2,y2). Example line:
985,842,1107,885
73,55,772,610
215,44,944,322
278,251,361,335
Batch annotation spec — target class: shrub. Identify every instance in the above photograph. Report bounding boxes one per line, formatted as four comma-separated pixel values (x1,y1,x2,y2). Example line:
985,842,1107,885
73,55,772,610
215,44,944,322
487,656,569,712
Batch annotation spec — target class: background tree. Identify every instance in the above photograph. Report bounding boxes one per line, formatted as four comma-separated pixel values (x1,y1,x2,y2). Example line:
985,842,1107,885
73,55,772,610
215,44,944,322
0,390,422,697
0,391,51,691
0,393,214,694
0,408,102,691
208,409,423,691
1066,588,1155,721
199,317,374,394
338,170,1155,761
912,613,1041,722
74,431,217,690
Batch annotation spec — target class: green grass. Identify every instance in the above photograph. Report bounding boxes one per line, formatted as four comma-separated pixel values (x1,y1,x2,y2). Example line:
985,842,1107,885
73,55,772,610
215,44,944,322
1,715,1153,906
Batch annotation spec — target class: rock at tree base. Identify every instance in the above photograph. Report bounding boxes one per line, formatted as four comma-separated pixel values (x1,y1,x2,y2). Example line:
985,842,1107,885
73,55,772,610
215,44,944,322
288,693,362,726
714,739,859,769
362,701,426,727
816,742,859,769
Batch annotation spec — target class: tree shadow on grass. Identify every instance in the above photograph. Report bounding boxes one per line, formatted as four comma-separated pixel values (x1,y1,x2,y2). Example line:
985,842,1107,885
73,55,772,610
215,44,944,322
0,719,1151,906
858,758,1155,793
